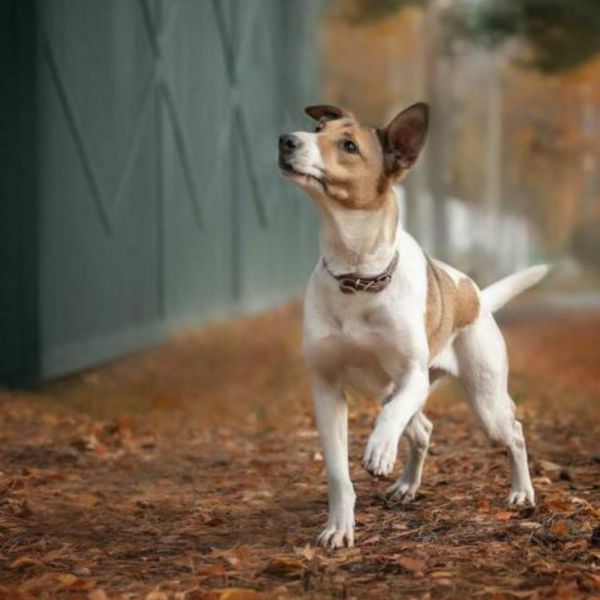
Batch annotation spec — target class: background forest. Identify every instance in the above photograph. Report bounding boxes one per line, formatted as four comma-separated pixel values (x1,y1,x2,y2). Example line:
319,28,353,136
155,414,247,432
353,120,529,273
322,0,600,287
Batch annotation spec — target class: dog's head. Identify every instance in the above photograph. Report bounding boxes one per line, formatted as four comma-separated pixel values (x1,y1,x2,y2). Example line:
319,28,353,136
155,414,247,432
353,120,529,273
278,103,429,209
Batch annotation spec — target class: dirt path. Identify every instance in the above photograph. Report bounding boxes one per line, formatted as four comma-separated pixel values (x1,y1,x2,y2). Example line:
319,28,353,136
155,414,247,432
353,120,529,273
0,302,598,599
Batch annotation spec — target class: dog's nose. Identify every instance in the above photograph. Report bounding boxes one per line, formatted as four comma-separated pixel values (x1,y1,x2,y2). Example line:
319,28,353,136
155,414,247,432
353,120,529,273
279,134,302,154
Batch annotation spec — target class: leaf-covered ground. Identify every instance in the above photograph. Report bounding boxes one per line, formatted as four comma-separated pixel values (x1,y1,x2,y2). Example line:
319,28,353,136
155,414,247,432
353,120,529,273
0,300,598,599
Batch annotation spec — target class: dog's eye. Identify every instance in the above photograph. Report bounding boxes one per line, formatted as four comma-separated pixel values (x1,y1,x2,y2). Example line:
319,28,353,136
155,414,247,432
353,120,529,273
315,123,324,133
341,140,358,154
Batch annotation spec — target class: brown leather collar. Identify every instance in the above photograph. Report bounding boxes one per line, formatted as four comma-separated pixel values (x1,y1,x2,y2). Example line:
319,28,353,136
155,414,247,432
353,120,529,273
322,251,399,294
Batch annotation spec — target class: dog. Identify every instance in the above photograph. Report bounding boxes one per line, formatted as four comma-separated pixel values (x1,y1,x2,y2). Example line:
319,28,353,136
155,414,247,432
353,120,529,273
278,102,549,549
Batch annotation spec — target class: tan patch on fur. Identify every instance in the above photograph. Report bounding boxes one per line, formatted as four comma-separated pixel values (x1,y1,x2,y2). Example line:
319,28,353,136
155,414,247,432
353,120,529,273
425,261,480,359
316,119,390,209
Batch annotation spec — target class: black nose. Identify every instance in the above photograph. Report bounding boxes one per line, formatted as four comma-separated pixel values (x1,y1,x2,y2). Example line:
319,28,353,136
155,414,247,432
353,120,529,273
279,134,302,154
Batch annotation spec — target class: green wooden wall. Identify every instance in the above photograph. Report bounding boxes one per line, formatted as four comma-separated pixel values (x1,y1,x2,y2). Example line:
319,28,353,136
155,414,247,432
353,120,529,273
0,0,320,385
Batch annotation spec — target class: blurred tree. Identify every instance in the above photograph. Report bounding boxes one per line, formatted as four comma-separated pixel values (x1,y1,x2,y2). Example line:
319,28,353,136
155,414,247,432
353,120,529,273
348,0,600,74
323,0,600,269
457,0,600,74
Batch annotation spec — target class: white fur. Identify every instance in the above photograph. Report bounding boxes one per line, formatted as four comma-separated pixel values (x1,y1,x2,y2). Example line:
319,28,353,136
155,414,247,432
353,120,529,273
303,196,545,549
481,264,550,313
287,131,325,180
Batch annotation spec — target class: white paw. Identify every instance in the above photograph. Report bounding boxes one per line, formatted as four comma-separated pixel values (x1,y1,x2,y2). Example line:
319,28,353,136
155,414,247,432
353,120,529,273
317,512,355,549
508,486,535,506
363,423,399,477
385,479,419,504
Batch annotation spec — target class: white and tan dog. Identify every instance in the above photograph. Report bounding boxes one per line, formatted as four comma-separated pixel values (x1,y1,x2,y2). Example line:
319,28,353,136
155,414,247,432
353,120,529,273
278,103,548,549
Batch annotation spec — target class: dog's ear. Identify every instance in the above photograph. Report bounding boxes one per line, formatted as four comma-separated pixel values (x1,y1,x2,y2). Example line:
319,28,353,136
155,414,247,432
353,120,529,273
381,102,429,173
305,104,349,122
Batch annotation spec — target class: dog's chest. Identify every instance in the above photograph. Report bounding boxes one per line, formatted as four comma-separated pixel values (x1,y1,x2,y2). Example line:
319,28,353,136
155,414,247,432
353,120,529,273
307,302,401,394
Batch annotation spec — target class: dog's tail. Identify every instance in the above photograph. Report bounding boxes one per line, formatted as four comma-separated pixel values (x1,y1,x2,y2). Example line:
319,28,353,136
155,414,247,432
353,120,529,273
480,264,551,313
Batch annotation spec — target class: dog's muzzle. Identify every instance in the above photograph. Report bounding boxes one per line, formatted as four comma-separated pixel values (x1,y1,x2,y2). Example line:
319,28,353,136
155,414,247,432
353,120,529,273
279,134,302,156
278,134,303,171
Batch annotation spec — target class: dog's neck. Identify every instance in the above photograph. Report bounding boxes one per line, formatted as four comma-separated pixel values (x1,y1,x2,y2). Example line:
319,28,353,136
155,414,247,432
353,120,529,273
314,190,399,276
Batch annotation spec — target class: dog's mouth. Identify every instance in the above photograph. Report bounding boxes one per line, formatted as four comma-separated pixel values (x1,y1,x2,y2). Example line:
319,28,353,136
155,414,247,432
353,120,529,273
278,157,326,189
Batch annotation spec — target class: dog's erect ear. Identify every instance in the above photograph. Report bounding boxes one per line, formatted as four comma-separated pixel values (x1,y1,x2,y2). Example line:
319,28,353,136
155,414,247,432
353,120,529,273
381,102,429,173
305,104,349,122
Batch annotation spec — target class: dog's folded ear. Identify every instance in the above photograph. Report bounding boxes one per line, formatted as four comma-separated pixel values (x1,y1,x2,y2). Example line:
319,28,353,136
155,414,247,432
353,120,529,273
305,104,350,122
381,102,429,173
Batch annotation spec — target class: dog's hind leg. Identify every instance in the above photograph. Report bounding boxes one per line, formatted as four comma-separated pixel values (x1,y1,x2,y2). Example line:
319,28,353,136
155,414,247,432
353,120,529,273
455,313,535,505
385,411,432,502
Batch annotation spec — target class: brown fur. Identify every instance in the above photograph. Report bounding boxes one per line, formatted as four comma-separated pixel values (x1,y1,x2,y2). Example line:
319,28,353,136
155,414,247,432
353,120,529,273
315,119,392,210
425,260,480,359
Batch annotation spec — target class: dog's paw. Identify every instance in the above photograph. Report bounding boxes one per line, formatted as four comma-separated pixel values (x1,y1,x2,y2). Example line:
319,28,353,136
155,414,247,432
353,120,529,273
317,514,355,549
385,479,419,504
507,485,535,506
362,423,399,477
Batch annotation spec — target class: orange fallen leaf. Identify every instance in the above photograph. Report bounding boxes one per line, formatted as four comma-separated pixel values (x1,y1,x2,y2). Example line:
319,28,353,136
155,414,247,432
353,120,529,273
197,563,227,577
550,520,569,536
546,499,574,513
41,544,72,564
494,511,514,521
263,556,306,576
10,556,42,569
57,573,78,588
478,499,491,512
360,534,381,545
144,589,169,600
394,556,426,574
78,492,100,508
216,589,264,600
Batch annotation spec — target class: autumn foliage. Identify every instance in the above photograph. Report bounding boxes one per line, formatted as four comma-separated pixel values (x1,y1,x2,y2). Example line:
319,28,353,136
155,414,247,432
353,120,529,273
0,301,598,598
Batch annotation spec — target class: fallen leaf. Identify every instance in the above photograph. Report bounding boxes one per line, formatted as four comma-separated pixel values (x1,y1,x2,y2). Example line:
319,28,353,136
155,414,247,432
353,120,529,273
494,511,514,521
144,589,169,600
430,570,453,579
532,476,552,486
550,520,569,537
394,556,426,574
538,460,562,472
505,590,538,598
293,544,315,561
263,556,306,577
360,534,381,545
41,544,72,564
478,499,491,512
546,499,575,513
78,492,100,508
519,521,542,531
10,556,42,569
216,589,264,600
57,573,78,588
197,563,227,577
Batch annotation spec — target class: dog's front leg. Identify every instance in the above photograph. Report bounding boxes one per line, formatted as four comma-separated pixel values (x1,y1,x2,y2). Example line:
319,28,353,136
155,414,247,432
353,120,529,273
363,362,429,477
312,377,355,549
